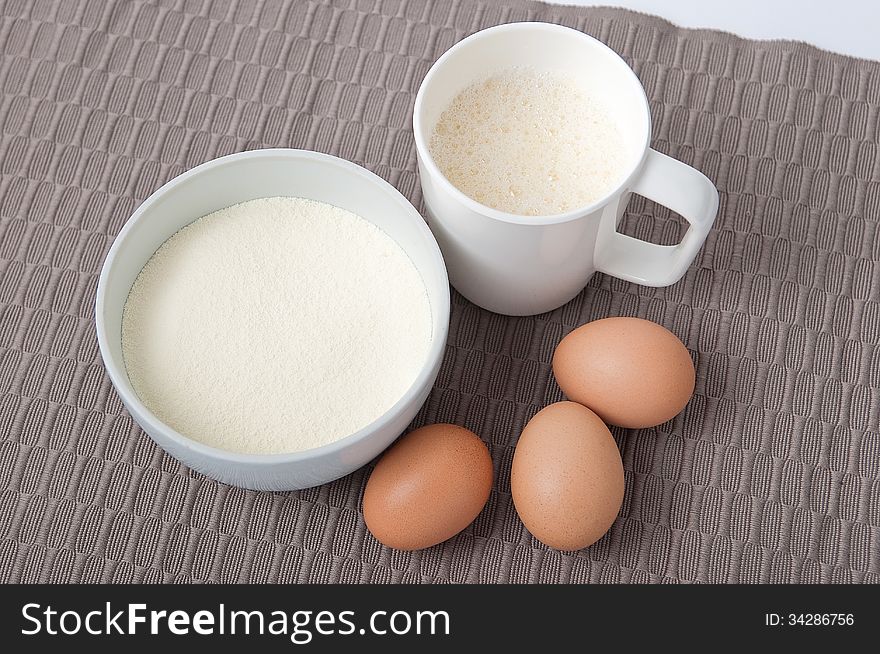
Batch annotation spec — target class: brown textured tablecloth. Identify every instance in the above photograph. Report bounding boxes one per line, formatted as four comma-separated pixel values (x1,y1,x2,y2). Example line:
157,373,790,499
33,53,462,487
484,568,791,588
1,0,878,584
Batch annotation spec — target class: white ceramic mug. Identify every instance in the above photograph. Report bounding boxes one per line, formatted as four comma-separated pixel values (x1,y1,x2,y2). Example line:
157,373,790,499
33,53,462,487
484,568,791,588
413,22,719,316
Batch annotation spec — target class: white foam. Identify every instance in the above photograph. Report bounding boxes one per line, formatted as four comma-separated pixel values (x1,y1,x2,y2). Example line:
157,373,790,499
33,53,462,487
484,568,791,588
429,67,627,216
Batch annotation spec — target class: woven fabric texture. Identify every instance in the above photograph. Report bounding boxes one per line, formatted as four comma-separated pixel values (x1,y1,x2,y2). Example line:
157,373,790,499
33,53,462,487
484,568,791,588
1,0,879,584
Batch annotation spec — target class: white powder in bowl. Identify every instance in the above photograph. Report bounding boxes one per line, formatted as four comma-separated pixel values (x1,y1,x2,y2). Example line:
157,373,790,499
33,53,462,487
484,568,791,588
121,196,433,455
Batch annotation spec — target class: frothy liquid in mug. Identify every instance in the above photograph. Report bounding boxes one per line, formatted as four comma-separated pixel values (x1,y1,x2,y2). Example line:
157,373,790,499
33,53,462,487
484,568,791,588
429,66,626,216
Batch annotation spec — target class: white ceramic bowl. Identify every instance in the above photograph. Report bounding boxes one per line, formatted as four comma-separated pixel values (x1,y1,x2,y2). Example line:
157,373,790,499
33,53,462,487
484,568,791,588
95,149,450,491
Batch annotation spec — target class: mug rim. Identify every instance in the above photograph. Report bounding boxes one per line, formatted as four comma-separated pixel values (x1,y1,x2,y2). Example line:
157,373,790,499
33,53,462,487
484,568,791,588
413,21,652,226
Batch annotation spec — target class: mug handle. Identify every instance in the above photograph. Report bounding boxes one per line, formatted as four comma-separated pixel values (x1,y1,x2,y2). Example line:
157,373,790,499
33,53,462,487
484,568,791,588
594,148,718,286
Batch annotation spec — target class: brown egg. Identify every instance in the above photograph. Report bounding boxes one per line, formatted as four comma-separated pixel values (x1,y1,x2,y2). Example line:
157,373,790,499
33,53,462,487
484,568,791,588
511,401,624,551
363,423,493,550
552,317,695,429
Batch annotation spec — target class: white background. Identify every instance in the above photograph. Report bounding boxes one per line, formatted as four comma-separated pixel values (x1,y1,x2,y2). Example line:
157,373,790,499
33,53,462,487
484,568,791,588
550,0,878,60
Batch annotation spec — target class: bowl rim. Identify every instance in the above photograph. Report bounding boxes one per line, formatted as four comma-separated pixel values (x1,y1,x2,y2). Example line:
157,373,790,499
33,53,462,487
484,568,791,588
95,148,451,465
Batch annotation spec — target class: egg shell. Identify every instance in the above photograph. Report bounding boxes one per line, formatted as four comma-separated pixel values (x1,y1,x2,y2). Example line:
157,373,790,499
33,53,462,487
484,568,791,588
511,401,624,551
362,424,493,551
552,317,695,429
